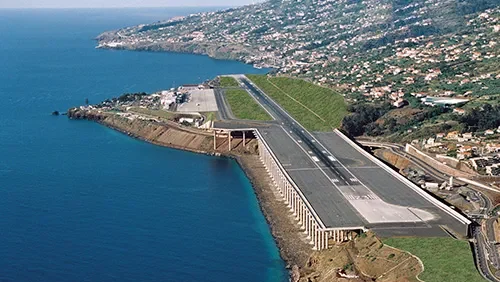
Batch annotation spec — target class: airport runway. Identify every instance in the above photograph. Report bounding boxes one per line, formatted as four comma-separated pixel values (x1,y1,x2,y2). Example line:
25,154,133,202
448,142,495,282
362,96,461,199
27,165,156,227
233,75,470,237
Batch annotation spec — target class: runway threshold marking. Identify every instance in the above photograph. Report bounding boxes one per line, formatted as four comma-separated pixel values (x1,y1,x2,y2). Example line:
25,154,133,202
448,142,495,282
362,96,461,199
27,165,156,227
328,156,337,162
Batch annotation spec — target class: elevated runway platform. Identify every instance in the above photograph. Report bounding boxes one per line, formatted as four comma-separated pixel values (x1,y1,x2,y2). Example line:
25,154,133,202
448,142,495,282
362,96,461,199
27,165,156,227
212,74,471,249
258,126,365,228
258,126,469,238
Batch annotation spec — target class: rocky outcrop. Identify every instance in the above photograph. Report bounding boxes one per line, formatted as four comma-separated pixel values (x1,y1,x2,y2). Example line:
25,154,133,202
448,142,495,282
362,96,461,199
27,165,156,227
375,149,411,172
68,107,109,122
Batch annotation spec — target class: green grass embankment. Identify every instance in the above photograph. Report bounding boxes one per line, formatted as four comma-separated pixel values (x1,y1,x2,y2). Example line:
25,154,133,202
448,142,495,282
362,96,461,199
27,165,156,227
246,74,347,131
219,76,240,87
225,89,272,121
383,237,484,282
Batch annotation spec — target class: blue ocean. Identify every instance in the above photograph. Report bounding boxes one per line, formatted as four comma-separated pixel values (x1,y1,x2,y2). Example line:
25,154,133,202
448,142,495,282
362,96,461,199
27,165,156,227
0,8,287,282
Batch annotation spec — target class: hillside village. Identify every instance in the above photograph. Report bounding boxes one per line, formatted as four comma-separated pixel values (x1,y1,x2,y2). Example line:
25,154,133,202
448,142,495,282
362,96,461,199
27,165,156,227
413,127,500,176
98,2,498,98
96,0,500,164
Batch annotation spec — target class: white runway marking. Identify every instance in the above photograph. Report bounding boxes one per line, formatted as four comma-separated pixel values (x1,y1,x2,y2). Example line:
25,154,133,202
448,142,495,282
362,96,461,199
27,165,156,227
288,167,322,172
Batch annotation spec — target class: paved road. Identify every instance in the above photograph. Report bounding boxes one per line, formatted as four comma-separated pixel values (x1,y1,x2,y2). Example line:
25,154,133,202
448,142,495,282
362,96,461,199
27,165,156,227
473,225,500,282
213,88,235,120
486,217,500,269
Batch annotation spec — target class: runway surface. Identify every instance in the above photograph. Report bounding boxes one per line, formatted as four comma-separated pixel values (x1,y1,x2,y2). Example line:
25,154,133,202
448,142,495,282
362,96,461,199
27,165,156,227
216,75,470,236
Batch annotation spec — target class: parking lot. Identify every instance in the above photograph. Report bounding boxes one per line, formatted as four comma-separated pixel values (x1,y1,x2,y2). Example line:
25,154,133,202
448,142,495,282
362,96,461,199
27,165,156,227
177,89,219,113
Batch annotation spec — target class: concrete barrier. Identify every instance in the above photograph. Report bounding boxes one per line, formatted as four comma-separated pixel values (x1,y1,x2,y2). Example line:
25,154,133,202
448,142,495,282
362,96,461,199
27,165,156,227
405,144,474,178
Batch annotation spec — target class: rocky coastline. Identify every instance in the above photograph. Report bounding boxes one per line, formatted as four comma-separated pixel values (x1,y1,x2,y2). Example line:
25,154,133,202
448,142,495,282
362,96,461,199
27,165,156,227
95,32,264,66
67,107,427,282
97,41,254,62
67,107,314,280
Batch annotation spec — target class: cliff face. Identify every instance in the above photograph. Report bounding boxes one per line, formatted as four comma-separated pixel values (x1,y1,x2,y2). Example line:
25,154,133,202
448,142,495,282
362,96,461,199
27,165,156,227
67,108,258,155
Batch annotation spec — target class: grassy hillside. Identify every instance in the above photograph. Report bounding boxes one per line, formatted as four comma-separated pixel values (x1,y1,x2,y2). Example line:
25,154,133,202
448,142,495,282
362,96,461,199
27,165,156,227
384,237,483,282
224,89,272,121
246,75,347,131
219,76,240,88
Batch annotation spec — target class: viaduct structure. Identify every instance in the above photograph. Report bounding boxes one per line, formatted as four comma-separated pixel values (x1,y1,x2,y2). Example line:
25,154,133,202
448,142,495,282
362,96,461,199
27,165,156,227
211,125,471,251
213,127,364,250
255,130,362,250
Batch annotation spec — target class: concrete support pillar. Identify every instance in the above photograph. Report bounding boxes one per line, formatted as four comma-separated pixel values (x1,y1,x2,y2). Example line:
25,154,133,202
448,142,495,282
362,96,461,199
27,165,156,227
213,130,217,150
293,193,297,214
322,231,326,250
292,193,297,215
228,131,232,151
310,223,315,246
325,232,329,249
314,228,319,250
287,187,291,207
243,131,246,148
295,195,299,217
302,207,306,229
280,175,284,192
304,213,309,235
324,232,327,250
277,175,281,193
313,224,317,246
321,231,325,250
281,176,285,194
299,202,304,226
307,220,311,239
285,186,289,205
319,231,323,250
295,194,302,219
298,198,302,219
298,203,302,225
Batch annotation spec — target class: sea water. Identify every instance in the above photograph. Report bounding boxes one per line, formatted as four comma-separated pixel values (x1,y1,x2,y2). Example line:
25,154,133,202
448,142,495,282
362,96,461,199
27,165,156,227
0,8,287,282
